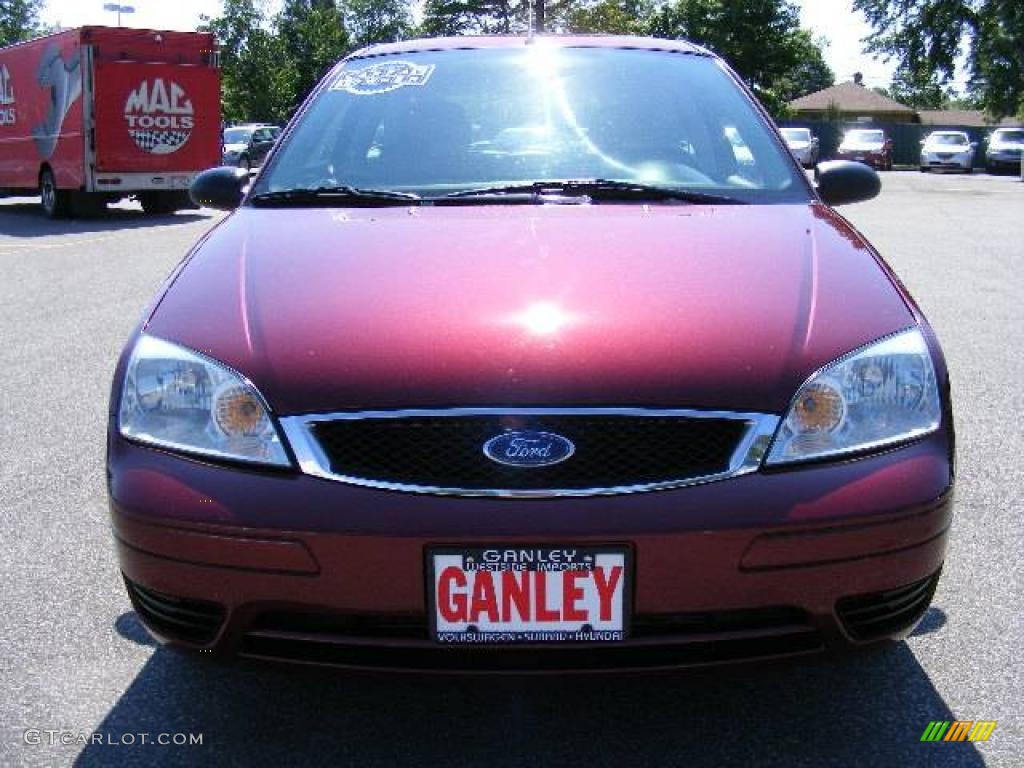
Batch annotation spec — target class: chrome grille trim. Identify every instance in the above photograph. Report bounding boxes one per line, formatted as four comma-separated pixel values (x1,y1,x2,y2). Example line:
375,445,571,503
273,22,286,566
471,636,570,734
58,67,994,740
279,407,780,498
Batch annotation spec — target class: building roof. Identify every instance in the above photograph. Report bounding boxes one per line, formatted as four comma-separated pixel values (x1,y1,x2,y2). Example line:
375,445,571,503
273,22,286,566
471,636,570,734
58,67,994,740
917,109,1023,127
789,81,915,115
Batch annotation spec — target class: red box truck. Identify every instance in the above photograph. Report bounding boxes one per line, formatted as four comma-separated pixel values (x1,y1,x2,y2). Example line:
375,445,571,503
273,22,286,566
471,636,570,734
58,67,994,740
0,26,220,217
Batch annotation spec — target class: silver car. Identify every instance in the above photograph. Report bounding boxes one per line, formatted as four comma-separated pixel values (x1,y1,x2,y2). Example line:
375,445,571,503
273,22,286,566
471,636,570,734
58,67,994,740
780,127,819,168
985,128,1024,173
920,131,975,173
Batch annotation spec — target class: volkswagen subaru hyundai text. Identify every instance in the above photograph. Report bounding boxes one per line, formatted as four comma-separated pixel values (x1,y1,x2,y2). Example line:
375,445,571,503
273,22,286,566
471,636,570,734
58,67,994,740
108,37,954,671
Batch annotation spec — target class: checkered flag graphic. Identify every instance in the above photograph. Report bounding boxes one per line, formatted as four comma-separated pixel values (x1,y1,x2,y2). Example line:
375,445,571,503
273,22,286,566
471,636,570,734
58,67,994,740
130,129,190,155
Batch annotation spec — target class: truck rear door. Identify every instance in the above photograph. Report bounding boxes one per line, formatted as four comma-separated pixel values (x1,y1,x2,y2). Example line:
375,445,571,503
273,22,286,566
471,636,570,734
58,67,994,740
92,60,219,174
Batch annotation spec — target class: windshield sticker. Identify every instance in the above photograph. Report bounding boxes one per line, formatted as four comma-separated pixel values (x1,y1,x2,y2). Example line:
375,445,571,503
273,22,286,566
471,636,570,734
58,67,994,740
330,61,435,95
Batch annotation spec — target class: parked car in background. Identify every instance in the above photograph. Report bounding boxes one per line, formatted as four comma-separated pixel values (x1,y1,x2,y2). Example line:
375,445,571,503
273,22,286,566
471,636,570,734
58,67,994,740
836,129,893,170
919,131,975,173
984,127,1024,173
222,123,281,170
780,127,819,168
111,35,953,672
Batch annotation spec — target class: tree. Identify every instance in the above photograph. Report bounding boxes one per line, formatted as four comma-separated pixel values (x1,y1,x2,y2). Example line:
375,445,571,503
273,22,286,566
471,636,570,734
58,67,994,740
645,0,828,116
853,0,1024,119
774,30,835,103
199,0,292,123
1,0,44,46
420,0,531,36
888,63,951,109
566,0,653,34
340,0,412,49
275,0,350,114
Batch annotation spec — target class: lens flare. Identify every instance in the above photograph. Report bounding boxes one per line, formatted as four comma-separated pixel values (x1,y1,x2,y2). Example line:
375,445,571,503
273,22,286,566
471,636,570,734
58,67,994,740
514,302,574,336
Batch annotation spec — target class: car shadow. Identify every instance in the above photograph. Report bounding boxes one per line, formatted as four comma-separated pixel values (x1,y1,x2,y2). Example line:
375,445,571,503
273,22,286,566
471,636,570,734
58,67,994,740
0,200,215,238
77,613,983,768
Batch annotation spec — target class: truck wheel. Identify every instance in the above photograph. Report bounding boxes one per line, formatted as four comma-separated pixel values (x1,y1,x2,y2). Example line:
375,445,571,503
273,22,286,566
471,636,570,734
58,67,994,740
139,191,188,215
39,168,73,219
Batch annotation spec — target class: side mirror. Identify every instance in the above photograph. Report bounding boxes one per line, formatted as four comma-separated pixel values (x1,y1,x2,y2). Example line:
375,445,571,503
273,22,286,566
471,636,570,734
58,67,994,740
189,166,248,210
816,160,881,206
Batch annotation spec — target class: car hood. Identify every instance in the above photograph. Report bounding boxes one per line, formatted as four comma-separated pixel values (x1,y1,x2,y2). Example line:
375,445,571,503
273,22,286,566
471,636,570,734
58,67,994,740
787,141,811,150
924,144,968,152
145,204,914,415
223,142,246,153
840,142,884,152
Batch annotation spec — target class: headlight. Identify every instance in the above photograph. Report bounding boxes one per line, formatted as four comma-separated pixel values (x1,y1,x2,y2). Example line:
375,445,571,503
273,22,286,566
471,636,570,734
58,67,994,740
118,335,290,466
766,329,941,465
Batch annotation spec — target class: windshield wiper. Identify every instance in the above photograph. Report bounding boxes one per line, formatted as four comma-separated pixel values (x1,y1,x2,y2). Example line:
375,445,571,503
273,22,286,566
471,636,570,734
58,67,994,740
249,185,420,207
441,179,746,205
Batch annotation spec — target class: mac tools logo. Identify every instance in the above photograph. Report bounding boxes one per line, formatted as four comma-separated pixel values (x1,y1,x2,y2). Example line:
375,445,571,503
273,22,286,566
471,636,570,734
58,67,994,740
0,64,15,126
124,78,194,154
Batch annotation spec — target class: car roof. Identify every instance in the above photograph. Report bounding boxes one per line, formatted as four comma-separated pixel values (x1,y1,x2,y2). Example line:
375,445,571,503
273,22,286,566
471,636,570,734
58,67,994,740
350,35,713,60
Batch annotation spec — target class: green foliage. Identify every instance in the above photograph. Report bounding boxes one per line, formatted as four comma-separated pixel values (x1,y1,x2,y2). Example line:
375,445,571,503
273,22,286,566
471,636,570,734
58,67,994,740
340,0,412,49
421,0,532,35
565,0,652,34
645,0,832,116
853,0,1024,119
888,63,952,109
276,0,350,115
199,0,292,123
1,0,44,46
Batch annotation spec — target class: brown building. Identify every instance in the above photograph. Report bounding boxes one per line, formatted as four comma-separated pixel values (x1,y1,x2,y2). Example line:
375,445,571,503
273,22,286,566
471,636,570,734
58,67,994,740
789,81,917,123
917,109,1023,127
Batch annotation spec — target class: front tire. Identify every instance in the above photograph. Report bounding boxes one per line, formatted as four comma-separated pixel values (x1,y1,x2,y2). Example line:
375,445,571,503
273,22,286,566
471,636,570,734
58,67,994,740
39,168,72,219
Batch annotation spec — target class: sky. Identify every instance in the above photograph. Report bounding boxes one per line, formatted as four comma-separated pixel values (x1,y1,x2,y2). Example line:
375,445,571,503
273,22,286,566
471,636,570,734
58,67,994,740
38,0,962,93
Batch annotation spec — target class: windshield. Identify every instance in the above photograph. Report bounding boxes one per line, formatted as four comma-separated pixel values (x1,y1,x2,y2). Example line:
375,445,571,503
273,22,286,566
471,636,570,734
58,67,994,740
224,128,253,144
780,128,810,142
992,129,1024,144
844,130,883,144
927,133,968,146
255,46,807,204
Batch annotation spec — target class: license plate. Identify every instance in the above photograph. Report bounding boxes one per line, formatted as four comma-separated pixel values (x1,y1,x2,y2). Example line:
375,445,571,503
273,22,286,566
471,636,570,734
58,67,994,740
428,546,629,643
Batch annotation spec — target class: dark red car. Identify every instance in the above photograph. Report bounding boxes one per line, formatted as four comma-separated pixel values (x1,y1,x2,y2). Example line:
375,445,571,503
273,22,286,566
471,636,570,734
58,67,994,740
108,36,953,671
836,128,895,171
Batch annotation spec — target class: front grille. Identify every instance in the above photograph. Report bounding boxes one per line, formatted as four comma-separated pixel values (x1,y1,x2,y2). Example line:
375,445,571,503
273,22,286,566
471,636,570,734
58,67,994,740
124,576,225,644
836,572,940,642
302,411,753,494
240,607,822,671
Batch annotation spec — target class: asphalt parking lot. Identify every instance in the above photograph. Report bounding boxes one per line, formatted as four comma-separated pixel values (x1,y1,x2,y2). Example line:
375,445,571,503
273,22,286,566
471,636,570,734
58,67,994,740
1,171,1021,767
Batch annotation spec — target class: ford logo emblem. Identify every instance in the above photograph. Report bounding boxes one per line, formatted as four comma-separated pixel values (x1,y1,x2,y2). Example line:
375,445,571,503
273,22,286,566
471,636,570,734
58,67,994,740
483,430,575,467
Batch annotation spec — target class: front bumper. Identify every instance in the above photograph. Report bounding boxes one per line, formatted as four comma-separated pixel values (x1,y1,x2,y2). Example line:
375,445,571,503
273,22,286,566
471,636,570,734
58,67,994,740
837,151,886,169
986,153,1022,169
108,426,953,671
921,154,972,170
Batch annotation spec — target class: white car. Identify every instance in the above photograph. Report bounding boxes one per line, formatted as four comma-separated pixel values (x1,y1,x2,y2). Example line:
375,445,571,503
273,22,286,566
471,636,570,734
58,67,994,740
920,131,975,173
780,127,819,168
